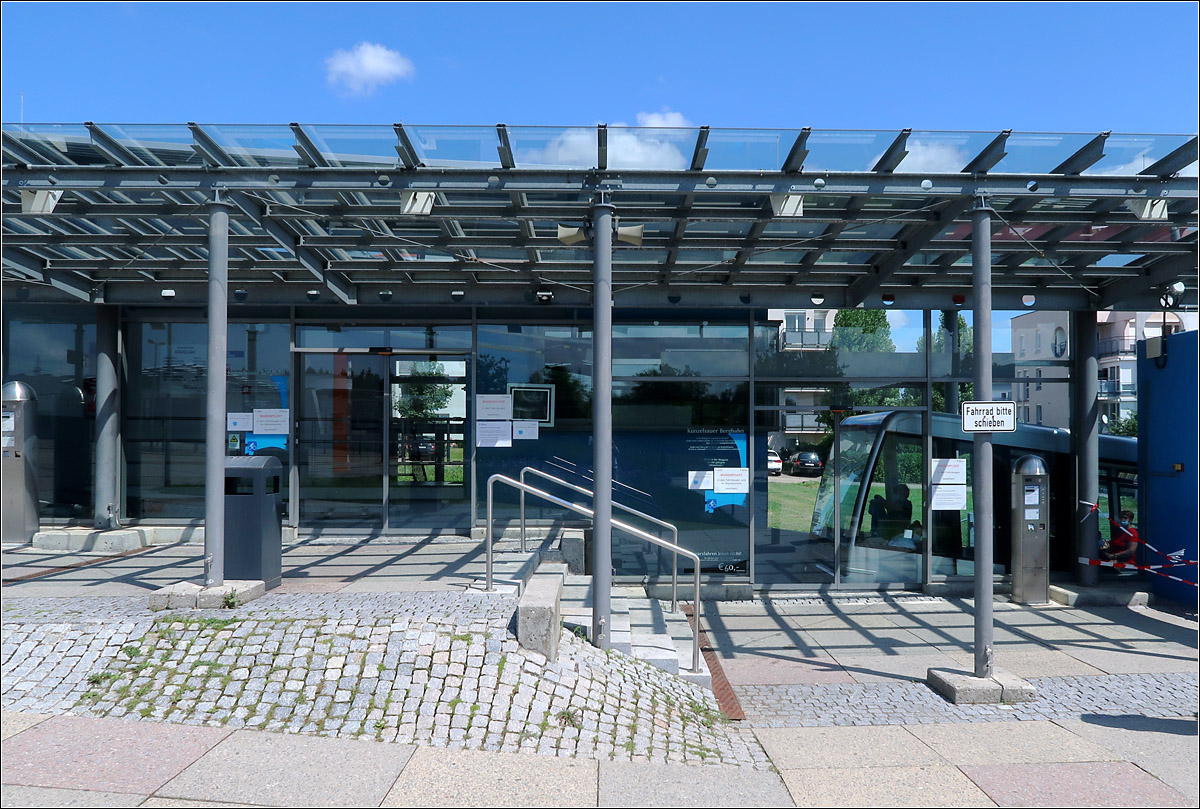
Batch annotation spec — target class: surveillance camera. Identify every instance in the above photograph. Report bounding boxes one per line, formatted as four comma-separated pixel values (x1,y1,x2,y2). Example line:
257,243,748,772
535,289,553,303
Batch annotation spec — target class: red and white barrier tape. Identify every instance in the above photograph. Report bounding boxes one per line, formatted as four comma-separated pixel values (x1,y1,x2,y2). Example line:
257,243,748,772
1077,557,1199,587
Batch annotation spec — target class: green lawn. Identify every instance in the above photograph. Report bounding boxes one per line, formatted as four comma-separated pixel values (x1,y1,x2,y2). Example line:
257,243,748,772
766,478,821,532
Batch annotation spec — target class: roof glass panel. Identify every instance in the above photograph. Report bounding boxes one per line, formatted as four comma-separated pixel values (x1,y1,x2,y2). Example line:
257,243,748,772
1083,134,1196,175
404,126,501,168
989,132,1096,174
202,125,305,168
508,126,595,168
304,125,403,167
803,130,899,172
96,125,200,166
3,124,103,165
606,127,696,170
704,129,805,171
761,221,827,237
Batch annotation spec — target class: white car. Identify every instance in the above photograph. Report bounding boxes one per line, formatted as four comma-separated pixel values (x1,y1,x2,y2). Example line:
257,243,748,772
767,450,783,476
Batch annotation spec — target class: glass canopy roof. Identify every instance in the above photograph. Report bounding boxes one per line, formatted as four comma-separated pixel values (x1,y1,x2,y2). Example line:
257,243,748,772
2,124,1196,310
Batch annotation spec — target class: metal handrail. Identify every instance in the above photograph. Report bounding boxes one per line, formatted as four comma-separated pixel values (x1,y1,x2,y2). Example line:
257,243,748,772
485,473,702,674
520,466,682,612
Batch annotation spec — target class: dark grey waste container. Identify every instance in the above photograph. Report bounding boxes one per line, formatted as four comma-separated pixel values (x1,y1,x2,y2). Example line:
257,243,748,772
224,456,283,589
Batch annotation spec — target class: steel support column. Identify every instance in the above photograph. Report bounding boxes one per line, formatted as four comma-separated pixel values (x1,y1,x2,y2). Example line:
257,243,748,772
944,310,961,415
205,198,231,587
971,197,994,680
591,198,614,650
1072,310,1100,586
94,305,120,529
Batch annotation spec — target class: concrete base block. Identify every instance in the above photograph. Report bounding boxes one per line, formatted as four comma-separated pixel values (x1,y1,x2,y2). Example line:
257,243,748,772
1050,584,1150,607
631,632,680,675
646,582,753,602
32,528,148,553
150,579,265,611
927,666,1038,704
561,534,585,575
517,572,564,662
150,582,203,611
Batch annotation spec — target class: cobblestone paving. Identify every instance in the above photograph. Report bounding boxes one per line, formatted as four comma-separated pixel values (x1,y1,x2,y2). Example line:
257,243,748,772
2,594,768,769
738,672,1199,727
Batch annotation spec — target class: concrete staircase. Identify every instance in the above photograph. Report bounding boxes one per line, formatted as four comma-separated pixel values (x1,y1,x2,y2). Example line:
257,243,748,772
560,574,711,690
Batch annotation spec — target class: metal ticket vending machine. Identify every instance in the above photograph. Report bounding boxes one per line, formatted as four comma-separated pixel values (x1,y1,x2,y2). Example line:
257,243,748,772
2,381,40,543
1011,454,1050,604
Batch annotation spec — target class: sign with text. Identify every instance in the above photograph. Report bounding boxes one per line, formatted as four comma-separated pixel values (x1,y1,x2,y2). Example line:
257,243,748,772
252,408,289,435
476,394,513,421
712,467,750,494
475,420,512,448
930,458,967,485
930,484,968,510
961,401,1016,433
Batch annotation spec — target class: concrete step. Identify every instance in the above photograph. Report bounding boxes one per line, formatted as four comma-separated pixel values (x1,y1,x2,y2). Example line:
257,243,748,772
561,576,710,690
561,574,632,653
618,585,711,690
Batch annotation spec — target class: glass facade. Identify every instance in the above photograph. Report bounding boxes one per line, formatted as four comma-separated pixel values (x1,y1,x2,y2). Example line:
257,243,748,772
1,304,1135,591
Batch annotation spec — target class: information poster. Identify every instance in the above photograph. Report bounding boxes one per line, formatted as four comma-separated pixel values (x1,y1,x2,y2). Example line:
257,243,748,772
476,420,512,448
930,458,967,485
253,408,289,434
476,395,513,421
513,420,539,440
930,484,967,510
713,468,750,494
227,412,254,431
687,471,714,490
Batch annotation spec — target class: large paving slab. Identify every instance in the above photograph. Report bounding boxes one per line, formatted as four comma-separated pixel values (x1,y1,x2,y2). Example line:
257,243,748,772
1054,715,1200,803
1,710,50,740
1055,644,1200,674
905,720,1122,765
754,725,946,770
961,760,1193,807
778,765,996,807
598,759,794,807
157,730,414,806
0,715,228,794
0,785,148,807
382,746,598,807
718,654,853,685
985,649,1105,678
835,651,967,684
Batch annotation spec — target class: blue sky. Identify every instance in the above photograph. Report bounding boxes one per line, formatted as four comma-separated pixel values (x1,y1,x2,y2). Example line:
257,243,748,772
2,2,1198,132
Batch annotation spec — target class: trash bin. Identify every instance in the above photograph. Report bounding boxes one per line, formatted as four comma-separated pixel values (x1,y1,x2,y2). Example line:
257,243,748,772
224,456,283,589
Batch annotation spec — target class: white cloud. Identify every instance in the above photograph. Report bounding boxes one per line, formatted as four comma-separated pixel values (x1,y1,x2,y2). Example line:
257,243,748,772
516,110,694,169
891,140,969,173
635,109,693,128
325,42,414,96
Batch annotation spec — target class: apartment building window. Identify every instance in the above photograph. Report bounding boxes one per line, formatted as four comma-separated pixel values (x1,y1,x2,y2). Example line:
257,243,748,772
1036,369,1042,390
1036,405,1043,424
1023,406,1030,422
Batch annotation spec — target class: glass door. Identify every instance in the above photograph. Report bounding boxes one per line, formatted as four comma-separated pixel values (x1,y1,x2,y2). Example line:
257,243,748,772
386,355,470,532
297,354,386,529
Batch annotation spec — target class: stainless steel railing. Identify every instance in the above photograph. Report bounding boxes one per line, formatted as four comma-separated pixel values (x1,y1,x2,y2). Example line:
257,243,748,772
519,466,683,613
484,473,702,673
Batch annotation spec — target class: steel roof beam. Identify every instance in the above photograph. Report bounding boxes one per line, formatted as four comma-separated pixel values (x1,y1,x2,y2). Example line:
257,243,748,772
872,128,911,173
227,190,356,304
595,125,607,171
690,127,710,171
393,123,421,168
846,198,973,306
290,124,329,168
2,247,98,301
781,128,811,173
962,130,1011,174
1139,136,1199,178
188,123,235,167
85,122,146,167
496,125,516,169
1051,131,1110,175
1098,253,1196,308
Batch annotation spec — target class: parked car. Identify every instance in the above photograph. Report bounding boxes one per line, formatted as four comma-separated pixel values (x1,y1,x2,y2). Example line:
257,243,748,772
766,450,783,476
787,450,824,476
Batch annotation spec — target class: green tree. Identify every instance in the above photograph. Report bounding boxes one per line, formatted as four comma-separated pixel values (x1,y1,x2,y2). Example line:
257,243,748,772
1107,412,1138,437
393,361,453,418
829,308,896,354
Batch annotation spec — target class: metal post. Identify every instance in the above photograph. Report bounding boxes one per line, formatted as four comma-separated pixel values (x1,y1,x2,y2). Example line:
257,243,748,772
944,310,961,415
1072,310,1100,586
971,196,994,679
591,197,614,650
205,198,231,587
94,305,120,530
